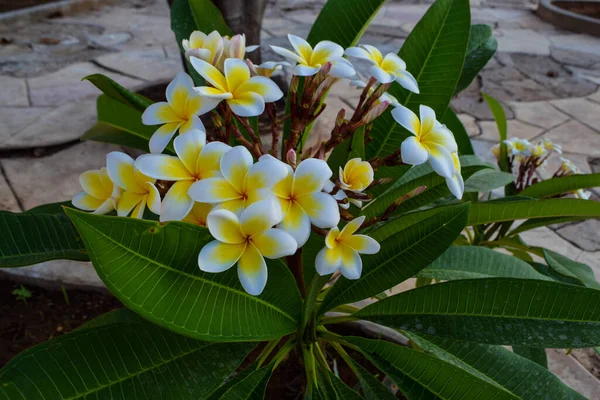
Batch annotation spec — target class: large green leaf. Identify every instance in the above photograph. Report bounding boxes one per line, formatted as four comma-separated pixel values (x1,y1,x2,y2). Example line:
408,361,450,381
82,94,164,153
0,316,254,399
65,208,302,342
404,333,583,399
315,368,364,400
355,278,600,347
519,173,600,198
482,93,510,181
188,0,232,36
348,359,396,400
441,108,474,155
463,169,515,193
468,198,600,225
83,74,151,112
219,364,273,400
454,24,497,95
346,337,517,400
543,248,600,289
511,346,548,369
320,203,469,313
507,216,588,237
416,246,551,281
0,204,88,267
367,0,471,159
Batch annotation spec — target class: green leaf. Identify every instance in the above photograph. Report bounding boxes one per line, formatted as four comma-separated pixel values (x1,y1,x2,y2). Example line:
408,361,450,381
416,246,551,281
441,108,474,155
327,126,366,174
468,198,600,225
0,206,88,267
519,173,600,198
219,364,273,400
24,201,72,215
454,24,497,95
348,359,396,400
482,93,510,179
464,169,515,193
170,0,204,85
77,308,145,331
367,0,471,159
0,317,255,399
511,346,548,369
83,74,151,112
65,208,302,342
189,0,232,36
543,249,600,289
320,203,470,313
404,333,582,399
355,278,600,347
346,337,517,400
507,216,588,236
316,369,363,400
82,94,166,153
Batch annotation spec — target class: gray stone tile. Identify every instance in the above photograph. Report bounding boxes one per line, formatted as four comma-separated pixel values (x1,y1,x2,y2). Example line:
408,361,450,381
556,220,600,252
0,168,20,212
0,76,28,106
478,119,544,141
1,261,104,289
510,100,570,129
496,29,551,56
548,349,600,400
551,48,600,69
542,152,591,175
550,34,600,56
520,227,583,260
551,98,600,134
589,89,600,105
95,48,183,83
458,113,480,137
0,107,52,145
541,120,600,157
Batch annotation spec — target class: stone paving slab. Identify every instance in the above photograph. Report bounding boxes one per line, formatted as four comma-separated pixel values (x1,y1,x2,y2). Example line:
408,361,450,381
95,47,183,82
509,100,570,129
556,220,600,252
0,76,28,106
540,120,600,157
478,119,545,141
0,106,52,145
0,173,20,212
2,261,103,290
550,97,600,132
548,349,600,399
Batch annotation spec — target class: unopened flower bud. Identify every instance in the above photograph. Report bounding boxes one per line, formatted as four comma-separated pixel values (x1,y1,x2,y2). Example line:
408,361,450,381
245,59,259,76
361,101,389,125
335,108,346,127
286,149,297,167
229,34,246,59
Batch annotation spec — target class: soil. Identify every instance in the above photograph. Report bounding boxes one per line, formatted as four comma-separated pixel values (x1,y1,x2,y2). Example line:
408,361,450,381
0,278,123,367
0,0,63,13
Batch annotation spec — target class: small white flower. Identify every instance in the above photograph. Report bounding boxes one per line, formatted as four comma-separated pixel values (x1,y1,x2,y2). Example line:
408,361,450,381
182,30,224,66
560,157,581,175
504,138,532,158
574,189,592,200
72,167,120,215
541,138,562,154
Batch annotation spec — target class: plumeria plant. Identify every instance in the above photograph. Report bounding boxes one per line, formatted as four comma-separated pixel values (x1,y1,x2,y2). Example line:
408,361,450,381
2,0,600,398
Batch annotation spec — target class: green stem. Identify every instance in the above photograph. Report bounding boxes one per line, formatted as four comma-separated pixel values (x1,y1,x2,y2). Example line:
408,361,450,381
302,344,317,395
329,304,360,314
320,315,357,325
330,342,358,375
299,274,329,344
256,338,281,368
271,338,296,370
313,342,330,371
287,249,306,297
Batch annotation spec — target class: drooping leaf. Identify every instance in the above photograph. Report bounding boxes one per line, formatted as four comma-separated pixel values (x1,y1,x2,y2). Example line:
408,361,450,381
519,173,600,198
511,346,548,369
170,0,204,84
416,245,551,281
188,0,232,36
404,333,582,399
454,24,497,95
0,205,88,267
367,0,471,159
219,364,273,400
348,359,396,400
482,93,512,196
467,198,600,225
315,368,364,400
507,216,588,237
320,203,470,313
65,208,302,342
0,317,255,399
346,336,517,400
77,307,143,331
464,169,515,193
543,248,600,289
441,108,474,155
355,278,600,347
83,74,152,112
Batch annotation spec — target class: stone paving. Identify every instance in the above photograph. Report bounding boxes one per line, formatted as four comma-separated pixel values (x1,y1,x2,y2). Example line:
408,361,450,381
0,0,600,391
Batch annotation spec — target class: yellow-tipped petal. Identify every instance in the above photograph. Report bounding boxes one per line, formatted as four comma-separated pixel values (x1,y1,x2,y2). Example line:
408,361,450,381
288,34,313,63
142,102,181,125
188,177,242,204
72,192,105,211
278,201,311,247
199,240,246,273
235,76,283,103
310,40,344,66
292,158,332,196
106,152,144,193
196,141,231,179
189,57,228,92
419,105,436,135
295,192,340,229
339,216,366,239
183,202,212,226
340,244,362,279
149,122,182,154
79,169,112,200
160,180,195,222
228,91,265,117
325,227,340,249
343,234,380,255
220,146,253,193
174,129,205,175
206,209,245,244
315,246,342,276
117,191,146,217
251,228,298,259
240,198,282,238
135,154,192,181
237,243,268,296
224,58,251,93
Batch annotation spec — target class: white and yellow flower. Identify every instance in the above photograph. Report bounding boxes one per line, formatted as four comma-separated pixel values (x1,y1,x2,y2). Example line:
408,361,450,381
184,202,213,226
270,34,355,78
142,72,219,154
445,152,464,200
541,138,562,154
350,79,400,107
491,143,500,159
190,57,283,117
393,104,458,178
531,142,547,158
188,146,288,215
339,158,374,192
198,198,297,295
560,157,581,175
252,60,291,78
345,45,419,92
315,216,380,280
272,158,340,247
135,129,231,221
574,189,592,200
182,30,224,65
72,167,120,215
504,138,532,159
106,152,160,219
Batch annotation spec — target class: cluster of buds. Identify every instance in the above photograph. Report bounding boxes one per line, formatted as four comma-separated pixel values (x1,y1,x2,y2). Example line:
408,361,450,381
73,30,466,295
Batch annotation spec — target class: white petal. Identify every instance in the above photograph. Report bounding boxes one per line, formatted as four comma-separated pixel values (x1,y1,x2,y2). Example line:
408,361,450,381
174,128,205,173
400,136,429,166
166,72,195,105
288,34,312,61
106,151,141,193
429,144,455,179
252,228,298,258
195,87,232,100
339,216,365,237
146,183,161,215
149,122,181,154
93,198,116,215
292,158,333,196
198,240,245,273
224,58,251,93
160,180,194,221
189,57,228,92
330,57,356,79
72,192,104,211
269,45,304,64
315,246,342,277
237,244,268,296
245,156,289,191
278,201,311,247
419,105,437,133
240,198,283,237
135,154,191,181
340,245,362,280
343,234,380,255
235,76,283,103
142,102,180,125
391,104,420,136
446,173,464,200
396,70,420,94
296,191,340,229
228,91,266,117
206,208,245,244
344,46,373,61
311,40,344,63
292,64,321,76
179,115,206,134
370,65,394,84
221,146,253,192
246,45,259,52
381,53,406,72
187,177,242,203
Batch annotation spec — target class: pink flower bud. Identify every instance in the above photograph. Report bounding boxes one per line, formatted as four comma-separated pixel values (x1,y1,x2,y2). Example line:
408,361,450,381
229,34,246,58
361,101,389,125
286,149,297,167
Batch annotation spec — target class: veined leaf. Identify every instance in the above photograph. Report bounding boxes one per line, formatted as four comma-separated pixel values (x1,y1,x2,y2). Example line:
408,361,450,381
65,208,302,342
367,0,471,159
355,278,600,347
315,367,363,400
416,246,551,281
519,173,600,198
320,203,469,314
543,248,600,289
468,198,600,225
0,317,255,399
0,205,88,267
346,336,517,400
219,364,273,400
77,308,144,331
454,24,497,95
507,216,588,236
188,0,232,36
464,169,515,193
348,359,396,400
404,333,582,399
511,346,548,369
482,93,511,193
83,73,151,112
441,108,474,155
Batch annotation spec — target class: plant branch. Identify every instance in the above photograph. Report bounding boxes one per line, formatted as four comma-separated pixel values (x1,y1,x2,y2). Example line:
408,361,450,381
287,248,306,297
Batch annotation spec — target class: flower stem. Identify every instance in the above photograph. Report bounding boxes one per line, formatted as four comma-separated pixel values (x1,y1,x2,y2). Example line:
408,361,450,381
287,248,306,297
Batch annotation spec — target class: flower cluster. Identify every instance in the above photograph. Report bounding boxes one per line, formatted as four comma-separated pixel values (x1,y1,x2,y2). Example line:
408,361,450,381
73,31,465,295
493,137,591,199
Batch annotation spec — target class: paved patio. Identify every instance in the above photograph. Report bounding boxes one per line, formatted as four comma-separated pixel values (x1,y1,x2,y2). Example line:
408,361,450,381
0,0,599,392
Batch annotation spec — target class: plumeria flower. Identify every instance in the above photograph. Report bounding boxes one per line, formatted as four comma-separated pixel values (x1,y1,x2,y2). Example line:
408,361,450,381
574,189,592,200
392,104,458,178
198,198,297,295
491,143,501,159
106,152,160,219
345,45,419,93
182,30,224,65
135,129,231,222
315,216,380,280
504,138,532,159
72,167,120,214
339,158,374,192
216,33,258,70
183,202,213,226
445,153,464,200
188,146,288,215
350,80,400,107
247,60,291,78
271,157,340,247
531,143,547,158
560,157,581,175
190,57,283,117
542,138,562,154
142,72,219,154
270,34,355,78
